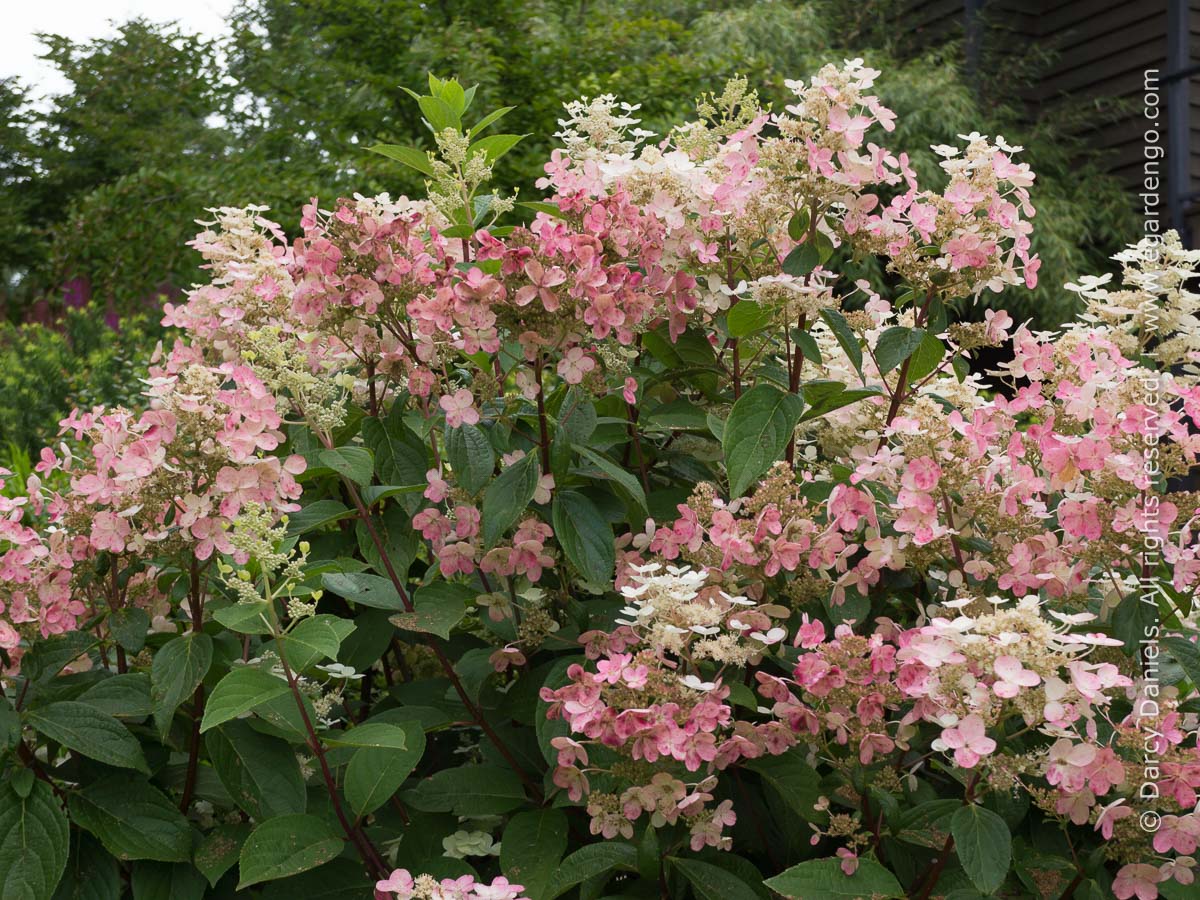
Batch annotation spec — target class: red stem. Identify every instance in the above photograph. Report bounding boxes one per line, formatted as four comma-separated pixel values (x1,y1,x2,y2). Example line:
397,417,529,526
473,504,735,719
276,642,388,878
785,313,808,464
179,558,205,813
875,290,936,453
331,458,545,803
912,771,980,899
533,359,552,476
626,404,651,495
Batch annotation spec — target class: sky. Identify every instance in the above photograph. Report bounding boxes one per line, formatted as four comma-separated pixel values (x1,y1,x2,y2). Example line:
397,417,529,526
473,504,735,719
2,0,235,96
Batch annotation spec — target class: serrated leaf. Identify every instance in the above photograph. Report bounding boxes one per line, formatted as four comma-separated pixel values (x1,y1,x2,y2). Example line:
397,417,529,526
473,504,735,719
26,702,148,773
467,133,527,164
782,242,821,277
500,810,567,900
643,398,709,430
108,607,149,653
469,106,514,138
199,667,290,733
360,484,424,503
875,326,926,375
544,844,637,900
642,326,720,399
243,690,315,743
78,673,152,719
286,500,353,535
321,572,406,611
212,601,272,635
0,779,69,900
764,858,904,899
722,384,805,497
407,765,526,816
698,855,769,900
788,208,811,240
318,447,374,486
129,862,206,900
672,858,759,900
794,330,822,364
366,144,435,177
417,95,459,132
550,392,596,478
50,832,119,900
206,721,306,819
799,381,883,422
1164,636,1200,687
819,308,862,376
194,823,250,888
237,815,343,889
636,825,659,881
20,632,97,685
1113,590,1158,653
745,751,824,823
518,200,563,218
727,301,770,337
481,452,540,547
150,632,212,738
337,608,394,673
445,423,494,495
951,804,1011,894
10,770,32,798
324,722,408,751
436,78,466,114
572,445,648,519
388,582,472,639
555,388,598,445
906,330,946,383
277,615,355,671
895,799,959,848
344,723,424,817
362,415,428,502
70,776,191,863
552,491,614,585
258,859,372,900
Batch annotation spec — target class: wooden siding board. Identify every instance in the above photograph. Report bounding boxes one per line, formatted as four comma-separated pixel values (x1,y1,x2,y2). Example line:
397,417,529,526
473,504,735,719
1041,42,1171,97
1042,18,1169,79
903,0,1192,237
905,0,963,30
1037,0,1155,37
1079,114,1178,148
1039,4,1162,56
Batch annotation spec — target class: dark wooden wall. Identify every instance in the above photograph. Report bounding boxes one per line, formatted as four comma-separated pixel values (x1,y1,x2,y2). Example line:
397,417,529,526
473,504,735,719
900,0,1198,243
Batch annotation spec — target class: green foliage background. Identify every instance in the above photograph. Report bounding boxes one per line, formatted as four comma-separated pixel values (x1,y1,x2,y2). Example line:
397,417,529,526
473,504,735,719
0,0,1139,451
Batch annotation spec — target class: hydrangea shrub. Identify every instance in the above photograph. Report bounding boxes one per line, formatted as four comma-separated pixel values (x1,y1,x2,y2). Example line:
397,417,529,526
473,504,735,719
1,66,1199,900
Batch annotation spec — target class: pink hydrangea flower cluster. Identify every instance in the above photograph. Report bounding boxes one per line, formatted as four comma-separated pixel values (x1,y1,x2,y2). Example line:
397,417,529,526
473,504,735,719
640,296,1199,612
164,205,303,359
756,597,1130,764
860,131,1039,295
374,869,526,900
0,347,303,661
414,452,555,583
1053,705,1200,898
541,563,794,850
163,59,1048,464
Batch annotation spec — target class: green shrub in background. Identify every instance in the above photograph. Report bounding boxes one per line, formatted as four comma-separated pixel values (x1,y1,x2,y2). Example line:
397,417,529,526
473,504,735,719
0,310,159,452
